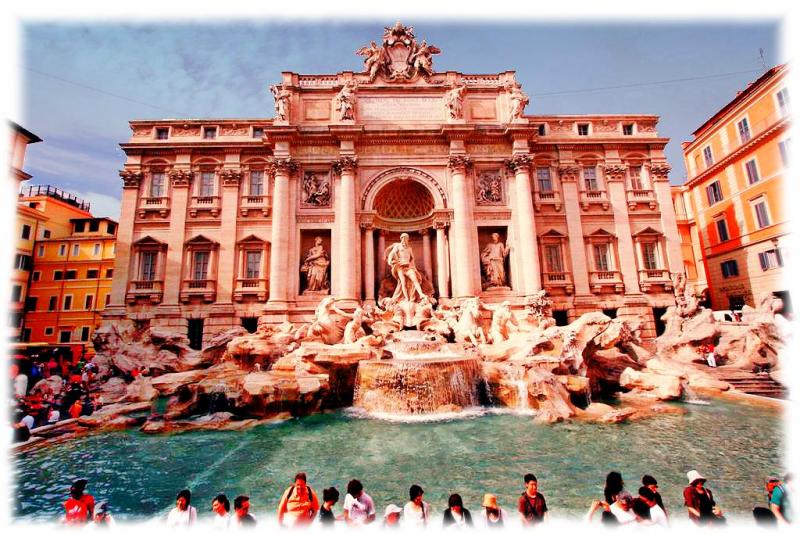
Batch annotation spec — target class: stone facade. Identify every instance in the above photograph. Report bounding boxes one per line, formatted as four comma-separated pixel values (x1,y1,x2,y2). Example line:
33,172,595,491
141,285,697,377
104,24,682,346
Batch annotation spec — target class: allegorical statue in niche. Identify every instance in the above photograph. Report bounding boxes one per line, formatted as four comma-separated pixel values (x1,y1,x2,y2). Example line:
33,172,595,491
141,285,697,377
300,236,330,294
302,172,331,207
481,232,511,289
270,84,292,122
335,82,356,121
386,233,426,303
445,84,466,120
508,83,530,120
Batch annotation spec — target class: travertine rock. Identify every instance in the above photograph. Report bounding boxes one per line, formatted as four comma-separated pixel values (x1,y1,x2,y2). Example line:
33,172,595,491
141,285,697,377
619,367,683,400
30,375,64,397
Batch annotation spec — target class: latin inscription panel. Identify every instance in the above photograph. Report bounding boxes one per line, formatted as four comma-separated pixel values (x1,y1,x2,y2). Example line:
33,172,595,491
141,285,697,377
358,97,444,121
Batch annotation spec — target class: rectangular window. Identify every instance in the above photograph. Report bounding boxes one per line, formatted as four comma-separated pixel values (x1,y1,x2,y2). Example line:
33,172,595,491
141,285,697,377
65,270,77,280
537,124,546,136
43,229,51,238
758,249,783,271
706,181,723,205
716,218,730,242
89,220,99,232
141,251,157,281
85,294,94,310
245,250,262,279
21,328,31,342
80,326,91,342
155,127,169,140
745,159,759,184
44,327,54,336
11,285,22,302
72,244,80,256
628,166,643,190
737,117,751,143
193,251,210,280
53,270,63,281
754,200,771,228
249,171,264,196
252,127,264,139
721,260,739,278
199,171,215,197
37,244,45,257
107,222,116,235
63,295,72,310
14,254,32,271
641,242,658,270
21,224,31,240
779,138,791,167
106,268,114,278
777,87,790,117
150,172,165,197
577,124,589,136
59,330,71,343
48,296,57,311
87,269,99,279
74,221,86,232
703,146,714,168
32,271,41,282
544,244,563,272
622,124,634,136
203,126,217,139
24,296,37,312
536,168,553,192
105,294,111,307
93,243,101,256
58,244,67,256
593,244,611,271
583,167,598,191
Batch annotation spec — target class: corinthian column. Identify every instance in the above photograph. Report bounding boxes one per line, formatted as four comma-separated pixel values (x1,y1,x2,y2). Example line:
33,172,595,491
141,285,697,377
333,155,359,304
434,221,450,299
448,155,477,297
163,169,192,306
362,222,375,304
267,158,296,307
217,168,242,304
506,154,541,295
420,228,433,281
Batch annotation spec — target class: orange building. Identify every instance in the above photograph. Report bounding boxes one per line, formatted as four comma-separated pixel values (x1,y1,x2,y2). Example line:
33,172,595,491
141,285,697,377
675,64,790,312
23,213,117,348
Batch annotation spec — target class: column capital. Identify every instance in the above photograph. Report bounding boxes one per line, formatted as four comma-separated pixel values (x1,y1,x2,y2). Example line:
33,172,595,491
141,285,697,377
360,220,374,231
504,154,532,173
168,169,193,187
602,164,627,181
557,165,581,182
332,155,358,174
119,169,143,188
649,163,672,182
433,220,450,230
419,227,430,236
270,157,298,175
447,155,473,172
220,169,243,186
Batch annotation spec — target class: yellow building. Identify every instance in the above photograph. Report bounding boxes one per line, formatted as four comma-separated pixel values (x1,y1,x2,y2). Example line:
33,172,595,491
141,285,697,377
676,64,790,312
8,121,43,341
23,215,117,347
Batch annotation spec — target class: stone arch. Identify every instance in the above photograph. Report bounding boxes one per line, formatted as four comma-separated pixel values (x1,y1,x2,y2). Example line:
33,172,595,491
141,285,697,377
361,167,447,211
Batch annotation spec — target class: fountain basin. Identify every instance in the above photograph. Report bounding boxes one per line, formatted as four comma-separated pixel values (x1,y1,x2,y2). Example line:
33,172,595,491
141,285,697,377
353,357,483,415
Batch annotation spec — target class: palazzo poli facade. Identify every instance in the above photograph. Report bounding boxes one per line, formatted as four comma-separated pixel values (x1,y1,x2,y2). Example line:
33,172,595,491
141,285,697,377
105,24,682,346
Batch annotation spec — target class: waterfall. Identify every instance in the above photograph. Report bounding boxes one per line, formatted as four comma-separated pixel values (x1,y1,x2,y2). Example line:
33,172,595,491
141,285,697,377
515,379,530,411
683,383,710,405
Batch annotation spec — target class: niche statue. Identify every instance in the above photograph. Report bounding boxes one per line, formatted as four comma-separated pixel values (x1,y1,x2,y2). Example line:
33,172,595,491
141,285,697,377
300,236,330,294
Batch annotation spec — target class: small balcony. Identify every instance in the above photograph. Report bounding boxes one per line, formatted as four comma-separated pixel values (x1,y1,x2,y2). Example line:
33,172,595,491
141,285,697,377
638,268,673,293
239,195,272,217
233,278,269,302
580,190,609,211
180,279,217,303
589,270,624,294
534,190,562,212
542,271,574,294
626,189,657,211
189,196,220,217
137,196,170,218
126,280,164,304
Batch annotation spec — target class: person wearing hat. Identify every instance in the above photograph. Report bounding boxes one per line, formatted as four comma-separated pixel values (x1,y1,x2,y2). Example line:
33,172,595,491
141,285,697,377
480,494,507,528
89,502,116,527
641,474,667,516
683,470,725,525
383,504,402,527
63,479,95,524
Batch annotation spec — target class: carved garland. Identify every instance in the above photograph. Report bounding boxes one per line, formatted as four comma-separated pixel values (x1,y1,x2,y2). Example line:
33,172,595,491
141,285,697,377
649,163,671,180
447,155,473,172
557,165,581,181
602,165,627,180
169,169,193,187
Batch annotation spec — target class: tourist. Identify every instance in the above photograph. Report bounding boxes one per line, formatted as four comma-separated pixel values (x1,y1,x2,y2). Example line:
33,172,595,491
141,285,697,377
518,473,548,526
642,474,667,515
631,497,654,525
232,495,256,527
319,487,340,527
211,493,231,529
20,411,35,431
585,499,617,525
167,489,197,527
64,479,95,525
88,502,116,527
638,486,669,527
755,475,792,525
608,492,637,525
480,494,507,528
14,370,29,398
11,419,31,443
442,493,473,528
604,471,625,504
383,504,402,527
683,470,725,525
68,398,83,420
343,479,375,526
403,484,430,527
277,472,320,527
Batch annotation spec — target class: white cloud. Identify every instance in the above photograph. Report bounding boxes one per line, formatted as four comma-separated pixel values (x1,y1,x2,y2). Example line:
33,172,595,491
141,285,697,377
74,191,121,220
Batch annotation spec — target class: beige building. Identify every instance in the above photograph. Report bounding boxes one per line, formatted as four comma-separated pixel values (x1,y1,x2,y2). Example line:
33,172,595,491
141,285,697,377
105,24,683,347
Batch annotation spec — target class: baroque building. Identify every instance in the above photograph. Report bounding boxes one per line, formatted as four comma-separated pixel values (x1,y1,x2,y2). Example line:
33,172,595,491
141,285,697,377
104,24,682,347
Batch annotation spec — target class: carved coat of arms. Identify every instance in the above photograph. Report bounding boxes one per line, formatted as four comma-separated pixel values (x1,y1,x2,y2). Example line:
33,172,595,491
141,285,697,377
356,21,441,82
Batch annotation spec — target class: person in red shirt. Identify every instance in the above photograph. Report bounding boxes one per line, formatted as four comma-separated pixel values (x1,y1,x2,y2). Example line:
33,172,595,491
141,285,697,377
64,479,95,524
68,400,83,420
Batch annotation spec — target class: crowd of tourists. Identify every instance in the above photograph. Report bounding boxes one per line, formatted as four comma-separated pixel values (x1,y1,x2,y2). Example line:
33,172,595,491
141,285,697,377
59,470,793,528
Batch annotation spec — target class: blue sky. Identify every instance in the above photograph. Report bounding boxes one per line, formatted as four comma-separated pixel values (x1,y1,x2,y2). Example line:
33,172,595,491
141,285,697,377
20,20,781,219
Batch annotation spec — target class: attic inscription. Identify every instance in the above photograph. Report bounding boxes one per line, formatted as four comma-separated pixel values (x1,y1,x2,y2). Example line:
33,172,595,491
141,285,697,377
358,97,444,121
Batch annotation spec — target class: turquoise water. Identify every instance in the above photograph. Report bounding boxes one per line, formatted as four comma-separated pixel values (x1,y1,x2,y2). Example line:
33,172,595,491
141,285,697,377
13,400,784,523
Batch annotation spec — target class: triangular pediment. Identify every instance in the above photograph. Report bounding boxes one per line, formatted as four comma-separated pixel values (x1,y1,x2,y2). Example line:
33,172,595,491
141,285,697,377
633,226,663,237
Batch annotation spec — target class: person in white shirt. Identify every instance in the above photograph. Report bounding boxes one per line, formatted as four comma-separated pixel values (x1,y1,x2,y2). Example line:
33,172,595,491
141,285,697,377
167,489,197,527
343,479,375,526
608,492,637,525
403,484,430,528
638,487,669,527
21,413,35,430
211,494,231,529
480,494,508,528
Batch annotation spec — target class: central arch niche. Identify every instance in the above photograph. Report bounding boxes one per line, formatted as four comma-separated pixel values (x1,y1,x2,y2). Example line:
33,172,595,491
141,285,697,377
373,179,435,225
